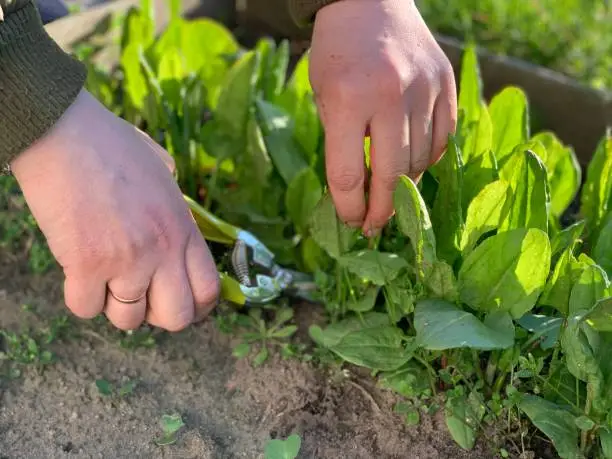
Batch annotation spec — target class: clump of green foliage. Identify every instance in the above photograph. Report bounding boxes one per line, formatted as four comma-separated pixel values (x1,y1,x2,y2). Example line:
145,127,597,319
0,175,55,273
22,0,612,456
417,0,612,91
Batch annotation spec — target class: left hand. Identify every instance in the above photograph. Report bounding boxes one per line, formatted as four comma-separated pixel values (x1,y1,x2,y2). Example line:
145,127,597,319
309,0,457,235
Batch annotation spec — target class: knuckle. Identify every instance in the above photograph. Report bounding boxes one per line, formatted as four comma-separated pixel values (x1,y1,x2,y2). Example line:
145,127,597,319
377,64,403,98
411,155,431,173
373,169,403,191
321,76,361,107
328,169,363,193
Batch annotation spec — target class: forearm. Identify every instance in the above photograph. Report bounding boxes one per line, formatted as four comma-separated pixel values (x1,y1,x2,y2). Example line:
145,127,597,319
0,0,86,170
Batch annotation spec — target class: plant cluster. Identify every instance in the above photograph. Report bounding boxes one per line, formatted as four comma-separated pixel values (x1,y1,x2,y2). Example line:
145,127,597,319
417,0,612,91
18,0,612,456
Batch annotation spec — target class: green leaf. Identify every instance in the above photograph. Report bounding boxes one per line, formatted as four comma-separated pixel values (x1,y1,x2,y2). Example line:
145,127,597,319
574,416,596,431
179,19,239,106
157,49,184,106
216,50,260,137
458,44,482,127
156,413,185,446
347,286,380,313
431,136,464,264
516,314,562,349
379,362,430,398
462,103,493,164
118,380,137,397
245,116,273,183
327,326,414,371
314,313,413,371
581,297,612,332
384,283,415,319
560,316,602,405
550,220,586,258
458,228,551,318
300,236,327,273
232,342,251,358
95,379,113,396
309,312,389,348
580,134,612,233
120,43,148,111
272,326,298,339
276,53,320,160
518,395,581,459
569,263,610,315
258,38,289,101
309,194,358,259
393,176,437,281
600,428,612,458
339,250,408,285
532,132,581,218
539,245,584,315
445,390,485,450
461,148,499,210
424,260,459,302
264,434,301,459
414,299,514,350
594,212,612,277
499,149,550,233
285,168,323,233
255,99,309,185
460,180,509,255
253,347,269,366
489,86,529,164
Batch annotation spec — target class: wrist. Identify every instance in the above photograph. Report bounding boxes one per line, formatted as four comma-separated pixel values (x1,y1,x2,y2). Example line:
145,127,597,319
10,89,95,184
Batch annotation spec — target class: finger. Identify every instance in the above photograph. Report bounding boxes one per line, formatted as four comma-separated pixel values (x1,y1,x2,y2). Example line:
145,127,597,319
362,106,410,235
431,75,458,166
64,273,106,319
104,275,150,331
146,256,194,332
409,94,437,177
185,229,220,323
321,104,369,227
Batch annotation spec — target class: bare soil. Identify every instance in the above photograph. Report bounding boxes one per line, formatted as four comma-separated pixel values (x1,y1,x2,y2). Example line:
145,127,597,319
0,261,501,459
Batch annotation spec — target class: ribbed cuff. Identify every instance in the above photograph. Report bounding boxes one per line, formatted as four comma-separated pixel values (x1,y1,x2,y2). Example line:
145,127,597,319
288,0,339,26
0,1,87,167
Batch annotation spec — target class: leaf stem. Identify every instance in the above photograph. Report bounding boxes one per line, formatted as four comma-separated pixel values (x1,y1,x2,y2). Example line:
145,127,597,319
414,353,438,396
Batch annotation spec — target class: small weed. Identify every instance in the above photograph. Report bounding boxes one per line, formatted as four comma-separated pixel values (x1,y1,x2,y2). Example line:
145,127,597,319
119,328,157,349
0,311,74,378
95,378,138,398
229,307,299,366
155,413,185,446
0,330,54,366
264,434,302,459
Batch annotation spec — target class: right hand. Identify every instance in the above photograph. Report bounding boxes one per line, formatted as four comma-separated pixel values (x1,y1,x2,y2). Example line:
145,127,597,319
10,90,220,331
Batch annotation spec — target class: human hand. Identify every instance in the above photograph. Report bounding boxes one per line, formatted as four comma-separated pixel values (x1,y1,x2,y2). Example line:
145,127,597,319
10,90,220,331
309,0,457,235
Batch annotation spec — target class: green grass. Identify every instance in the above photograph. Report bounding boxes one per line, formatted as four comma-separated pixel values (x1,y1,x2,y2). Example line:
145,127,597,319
417,0,612,90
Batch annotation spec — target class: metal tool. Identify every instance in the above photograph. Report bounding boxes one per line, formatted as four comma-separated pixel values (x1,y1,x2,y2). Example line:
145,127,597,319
185,195,318,307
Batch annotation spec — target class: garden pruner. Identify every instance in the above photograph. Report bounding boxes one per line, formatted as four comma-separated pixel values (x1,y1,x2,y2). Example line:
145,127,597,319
184,196,317,307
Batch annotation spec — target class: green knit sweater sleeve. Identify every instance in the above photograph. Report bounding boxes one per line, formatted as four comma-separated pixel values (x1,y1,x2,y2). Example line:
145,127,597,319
0,0,86,170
